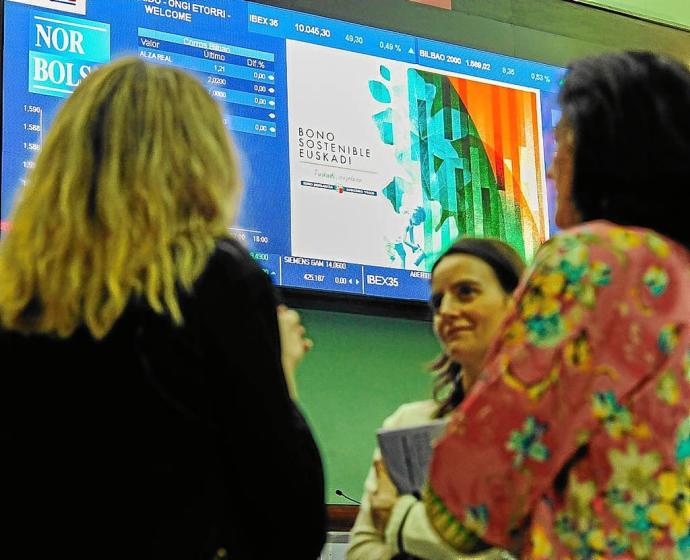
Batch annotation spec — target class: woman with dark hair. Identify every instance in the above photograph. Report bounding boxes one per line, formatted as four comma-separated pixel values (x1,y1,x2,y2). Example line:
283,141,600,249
347,238,525,560
426,52,690,559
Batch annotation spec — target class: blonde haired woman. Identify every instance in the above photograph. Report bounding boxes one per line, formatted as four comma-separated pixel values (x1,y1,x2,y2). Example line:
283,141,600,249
0,58,326,560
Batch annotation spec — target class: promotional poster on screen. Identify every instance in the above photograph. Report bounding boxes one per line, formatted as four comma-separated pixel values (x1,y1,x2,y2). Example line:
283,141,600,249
1,0,565,303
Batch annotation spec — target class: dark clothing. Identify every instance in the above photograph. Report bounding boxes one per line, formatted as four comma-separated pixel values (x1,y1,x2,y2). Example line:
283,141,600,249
0,238,327,559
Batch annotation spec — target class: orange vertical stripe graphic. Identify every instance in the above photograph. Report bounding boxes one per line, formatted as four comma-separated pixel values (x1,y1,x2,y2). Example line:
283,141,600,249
445,75,545,241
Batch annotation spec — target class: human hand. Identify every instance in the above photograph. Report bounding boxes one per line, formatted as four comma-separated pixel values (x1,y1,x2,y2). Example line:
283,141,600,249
370,459,399,532
277,305,313,399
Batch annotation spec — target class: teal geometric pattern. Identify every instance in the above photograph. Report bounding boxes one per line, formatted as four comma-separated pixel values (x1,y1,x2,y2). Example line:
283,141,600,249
407,69,527,261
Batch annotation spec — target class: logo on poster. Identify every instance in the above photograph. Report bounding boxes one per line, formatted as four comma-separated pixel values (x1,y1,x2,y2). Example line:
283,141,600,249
28,10,110,98
8,0,86,15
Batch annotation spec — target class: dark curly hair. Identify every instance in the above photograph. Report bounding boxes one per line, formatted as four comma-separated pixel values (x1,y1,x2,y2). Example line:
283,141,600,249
559,51,690,249
429,238,525,418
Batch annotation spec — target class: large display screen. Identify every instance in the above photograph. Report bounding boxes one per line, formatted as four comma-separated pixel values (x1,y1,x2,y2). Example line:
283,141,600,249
1,0,565,302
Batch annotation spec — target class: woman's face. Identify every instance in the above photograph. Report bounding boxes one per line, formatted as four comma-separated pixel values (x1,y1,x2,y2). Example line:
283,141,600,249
431,254,512,377
547,118,582,229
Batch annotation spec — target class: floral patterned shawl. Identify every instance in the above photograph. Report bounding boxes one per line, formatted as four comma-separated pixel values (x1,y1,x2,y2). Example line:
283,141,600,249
425,221,690,559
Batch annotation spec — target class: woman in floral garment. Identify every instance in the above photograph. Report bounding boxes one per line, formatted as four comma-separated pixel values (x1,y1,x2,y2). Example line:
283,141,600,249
425,51,690,559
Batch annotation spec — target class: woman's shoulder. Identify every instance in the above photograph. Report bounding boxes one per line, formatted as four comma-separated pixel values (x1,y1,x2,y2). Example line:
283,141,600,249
549,221,682,253
382,400,438,429
203,237,269,287
535,221,689,273
213,237,259,270
189,237,277,311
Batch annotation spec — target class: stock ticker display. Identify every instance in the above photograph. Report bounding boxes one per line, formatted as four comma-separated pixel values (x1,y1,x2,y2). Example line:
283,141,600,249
2,0,565,301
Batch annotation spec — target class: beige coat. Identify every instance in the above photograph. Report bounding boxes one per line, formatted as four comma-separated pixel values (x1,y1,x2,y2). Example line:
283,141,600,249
346,400,512,560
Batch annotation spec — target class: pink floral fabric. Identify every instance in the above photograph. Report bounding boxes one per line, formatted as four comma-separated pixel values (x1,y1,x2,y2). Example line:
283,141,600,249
426,221,690,559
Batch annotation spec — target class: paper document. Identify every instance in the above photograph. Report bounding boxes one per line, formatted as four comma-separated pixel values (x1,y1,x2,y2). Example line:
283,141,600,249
376,419,449,495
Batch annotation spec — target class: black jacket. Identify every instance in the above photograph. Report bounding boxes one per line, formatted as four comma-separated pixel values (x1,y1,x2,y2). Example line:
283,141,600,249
0,238,327,559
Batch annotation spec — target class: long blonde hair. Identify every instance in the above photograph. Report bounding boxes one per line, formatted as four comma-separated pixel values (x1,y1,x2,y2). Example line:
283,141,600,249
0,57,241,338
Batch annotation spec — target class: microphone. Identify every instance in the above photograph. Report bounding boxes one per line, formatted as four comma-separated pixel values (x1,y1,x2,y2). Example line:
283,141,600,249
335,489,361,505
